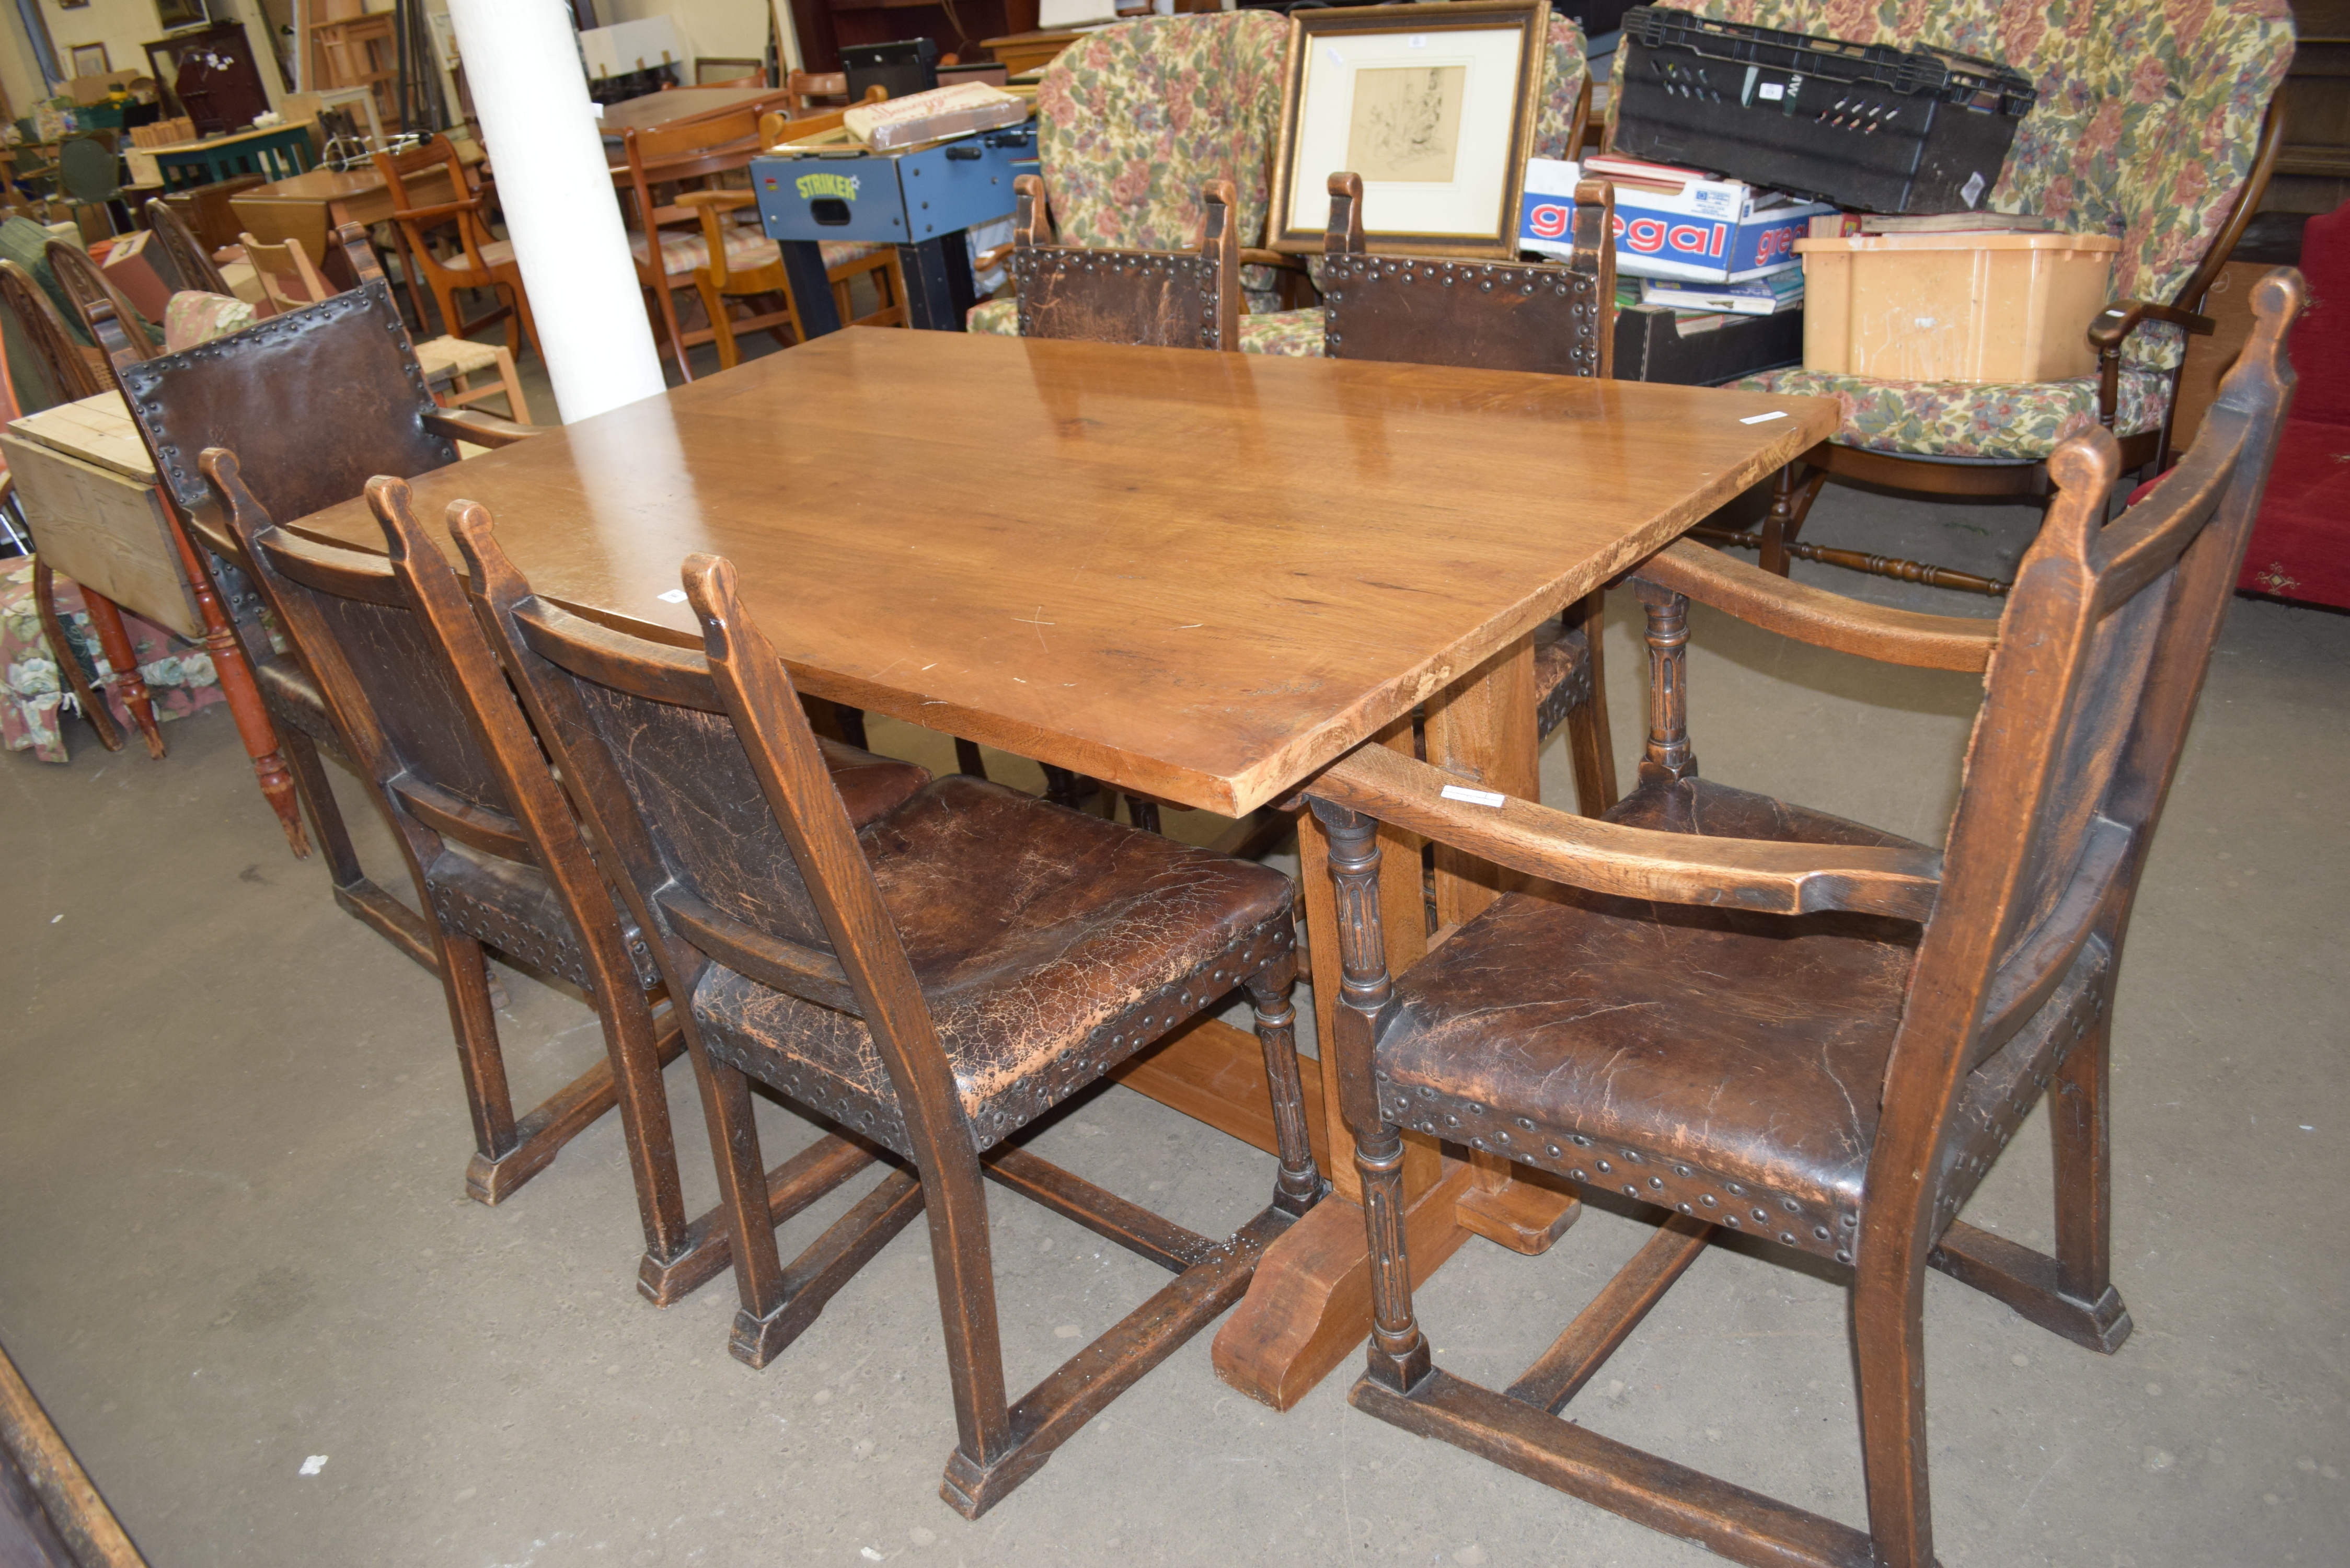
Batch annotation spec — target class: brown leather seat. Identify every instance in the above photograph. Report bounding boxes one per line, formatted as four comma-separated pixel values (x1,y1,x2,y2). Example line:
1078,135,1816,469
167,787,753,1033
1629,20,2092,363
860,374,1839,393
695,774,1296,1156
1373,776,1926,1260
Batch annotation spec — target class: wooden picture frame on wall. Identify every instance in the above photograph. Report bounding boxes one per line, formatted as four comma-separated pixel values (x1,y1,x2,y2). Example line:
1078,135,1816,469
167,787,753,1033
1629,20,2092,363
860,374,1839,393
154,0,210,29
69,44,111,77
1268,0,1551,259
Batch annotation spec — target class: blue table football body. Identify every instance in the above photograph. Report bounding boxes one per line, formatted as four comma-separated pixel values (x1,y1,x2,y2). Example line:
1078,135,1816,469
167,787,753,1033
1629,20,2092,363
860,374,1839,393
750,123,1037,334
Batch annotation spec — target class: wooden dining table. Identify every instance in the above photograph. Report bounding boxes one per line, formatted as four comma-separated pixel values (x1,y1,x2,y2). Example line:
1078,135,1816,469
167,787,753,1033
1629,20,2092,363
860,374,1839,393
597,85,795,140
281,326,1837,1408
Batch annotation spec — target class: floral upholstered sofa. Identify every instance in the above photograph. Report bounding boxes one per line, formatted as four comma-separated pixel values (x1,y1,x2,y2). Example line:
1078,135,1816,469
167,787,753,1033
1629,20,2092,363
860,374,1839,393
1650,0,2296,462
968,9,1591,357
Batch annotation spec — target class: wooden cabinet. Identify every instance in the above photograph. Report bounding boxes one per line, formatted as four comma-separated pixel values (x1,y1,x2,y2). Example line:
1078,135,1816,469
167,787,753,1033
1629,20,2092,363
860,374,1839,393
308,15,402,136
144,22,271,135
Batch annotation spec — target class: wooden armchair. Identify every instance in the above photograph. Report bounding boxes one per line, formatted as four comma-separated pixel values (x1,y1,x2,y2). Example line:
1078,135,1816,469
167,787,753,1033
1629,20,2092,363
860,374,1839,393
1305,270,2302,1568
373,135,540,361
1665,0,2296,594
203,455,927,1297
1320,170,1619,818
454,514,1326,1517
969,9,1593,355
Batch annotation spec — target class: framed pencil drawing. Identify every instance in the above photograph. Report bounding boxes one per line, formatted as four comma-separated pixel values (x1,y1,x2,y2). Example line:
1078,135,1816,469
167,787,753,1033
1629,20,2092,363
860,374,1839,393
1269,0,1551,258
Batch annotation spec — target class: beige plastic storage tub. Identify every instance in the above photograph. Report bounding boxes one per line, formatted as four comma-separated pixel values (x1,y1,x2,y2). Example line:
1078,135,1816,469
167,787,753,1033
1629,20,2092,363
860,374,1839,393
1797,231,2120,383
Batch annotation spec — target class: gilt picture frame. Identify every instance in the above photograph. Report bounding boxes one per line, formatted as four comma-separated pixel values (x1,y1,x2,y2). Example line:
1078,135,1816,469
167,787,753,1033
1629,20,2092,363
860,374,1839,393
1268,0,1551,258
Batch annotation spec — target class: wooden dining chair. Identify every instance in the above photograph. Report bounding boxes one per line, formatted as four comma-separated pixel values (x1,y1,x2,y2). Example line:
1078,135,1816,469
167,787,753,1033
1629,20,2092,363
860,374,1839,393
237,229,532,424
0,259,161,757
373,135,540,361
1011,172,1241,352
201,454,928,1296
143,196,231,295
672,110,908,374
620,105,786,383
1302,270,2303,1568
455,514,1327,1518
116,237,540,921
43,240,157,365
783,71,853,113
1320,169,1619,818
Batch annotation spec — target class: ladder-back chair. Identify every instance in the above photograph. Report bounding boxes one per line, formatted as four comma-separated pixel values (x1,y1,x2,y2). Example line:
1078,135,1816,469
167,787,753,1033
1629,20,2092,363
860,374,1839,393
455,515,1326,1517
373,136,540,361
1304,270,2302,1568
144,196,231,295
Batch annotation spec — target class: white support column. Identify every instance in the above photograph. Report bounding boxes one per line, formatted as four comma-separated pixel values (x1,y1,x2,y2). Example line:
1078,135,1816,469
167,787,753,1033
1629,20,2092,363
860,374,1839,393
444,0,666,425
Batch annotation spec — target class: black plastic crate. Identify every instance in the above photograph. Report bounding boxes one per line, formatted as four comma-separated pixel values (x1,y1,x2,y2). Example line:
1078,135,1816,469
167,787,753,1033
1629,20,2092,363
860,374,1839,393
1612,6,2036,214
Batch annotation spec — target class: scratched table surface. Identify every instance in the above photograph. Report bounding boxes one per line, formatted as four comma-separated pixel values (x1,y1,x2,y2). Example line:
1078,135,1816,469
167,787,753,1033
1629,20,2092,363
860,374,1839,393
290,327,1835,816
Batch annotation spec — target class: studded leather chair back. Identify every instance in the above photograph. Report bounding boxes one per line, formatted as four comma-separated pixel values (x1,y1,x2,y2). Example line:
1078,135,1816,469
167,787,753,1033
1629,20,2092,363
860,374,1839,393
117,280,451,525
1009,173,1242,352
1319,171,1615,379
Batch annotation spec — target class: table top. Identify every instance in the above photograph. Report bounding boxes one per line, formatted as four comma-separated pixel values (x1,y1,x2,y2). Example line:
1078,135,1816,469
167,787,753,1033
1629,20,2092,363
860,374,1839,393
242,140,483,204
598,86,790,137
146,120,317,158
291,329,1834,816
8,390,149,479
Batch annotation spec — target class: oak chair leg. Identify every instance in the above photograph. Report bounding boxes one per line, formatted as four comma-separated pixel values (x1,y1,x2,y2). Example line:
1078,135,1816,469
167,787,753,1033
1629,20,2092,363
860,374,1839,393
30,560,122,753
1631,580,1698,786
1852,1269,1935,1568
1247,966,1326,1216
952,736,988,777
2051,1004,2116,1308
1357,1126,1434,1393
79,590,164,758
1758,463,1827,578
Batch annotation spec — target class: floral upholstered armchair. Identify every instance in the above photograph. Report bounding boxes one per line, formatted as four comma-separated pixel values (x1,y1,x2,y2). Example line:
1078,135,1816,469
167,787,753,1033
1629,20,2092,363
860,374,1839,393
1648,0,2295,592
969,9,1592,358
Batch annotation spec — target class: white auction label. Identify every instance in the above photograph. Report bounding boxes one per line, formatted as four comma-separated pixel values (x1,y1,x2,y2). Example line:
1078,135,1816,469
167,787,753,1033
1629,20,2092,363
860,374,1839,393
1440,784,1507,808
1739,410,1789,425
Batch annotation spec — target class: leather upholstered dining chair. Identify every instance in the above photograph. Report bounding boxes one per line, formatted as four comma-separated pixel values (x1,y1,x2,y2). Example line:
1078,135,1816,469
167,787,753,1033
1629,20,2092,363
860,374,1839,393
1010,172,1241,352
201,455,926,1298
454,514,1327,1517
1320,170,1621,819
114,233,533,946
1301,270,2302,1568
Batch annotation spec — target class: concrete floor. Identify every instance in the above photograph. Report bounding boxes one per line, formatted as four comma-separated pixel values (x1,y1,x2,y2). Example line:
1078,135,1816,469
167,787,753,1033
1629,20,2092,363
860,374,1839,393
3,448,2345,1567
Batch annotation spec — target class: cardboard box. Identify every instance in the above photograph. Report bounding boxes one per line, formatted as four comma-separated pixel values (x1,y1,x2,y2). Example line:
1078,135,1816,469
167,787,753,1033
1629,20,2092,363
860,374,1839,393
99,230,175,321
1798,230,2118,382
1522,156,1830,284
68,71,145,107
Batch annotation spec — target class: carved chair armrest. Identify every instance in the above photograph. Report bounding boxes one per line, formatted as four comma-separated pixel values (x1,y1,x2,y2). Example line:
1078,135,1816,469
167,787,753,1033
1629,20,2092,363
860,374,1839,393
2086,298,2215,428
393,197,484,224
1633,538,1996,672
1308,742,1942,921
973,242,1013,273
424,408,539,447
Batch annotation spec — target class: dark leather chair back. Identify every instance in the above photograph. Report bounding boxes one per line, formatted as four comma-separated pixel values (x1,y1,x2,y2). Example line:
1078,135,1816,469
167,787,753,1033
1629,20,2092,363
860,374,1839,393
1319,171,1616,379
1010,173,1243,352
118,280,452,524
